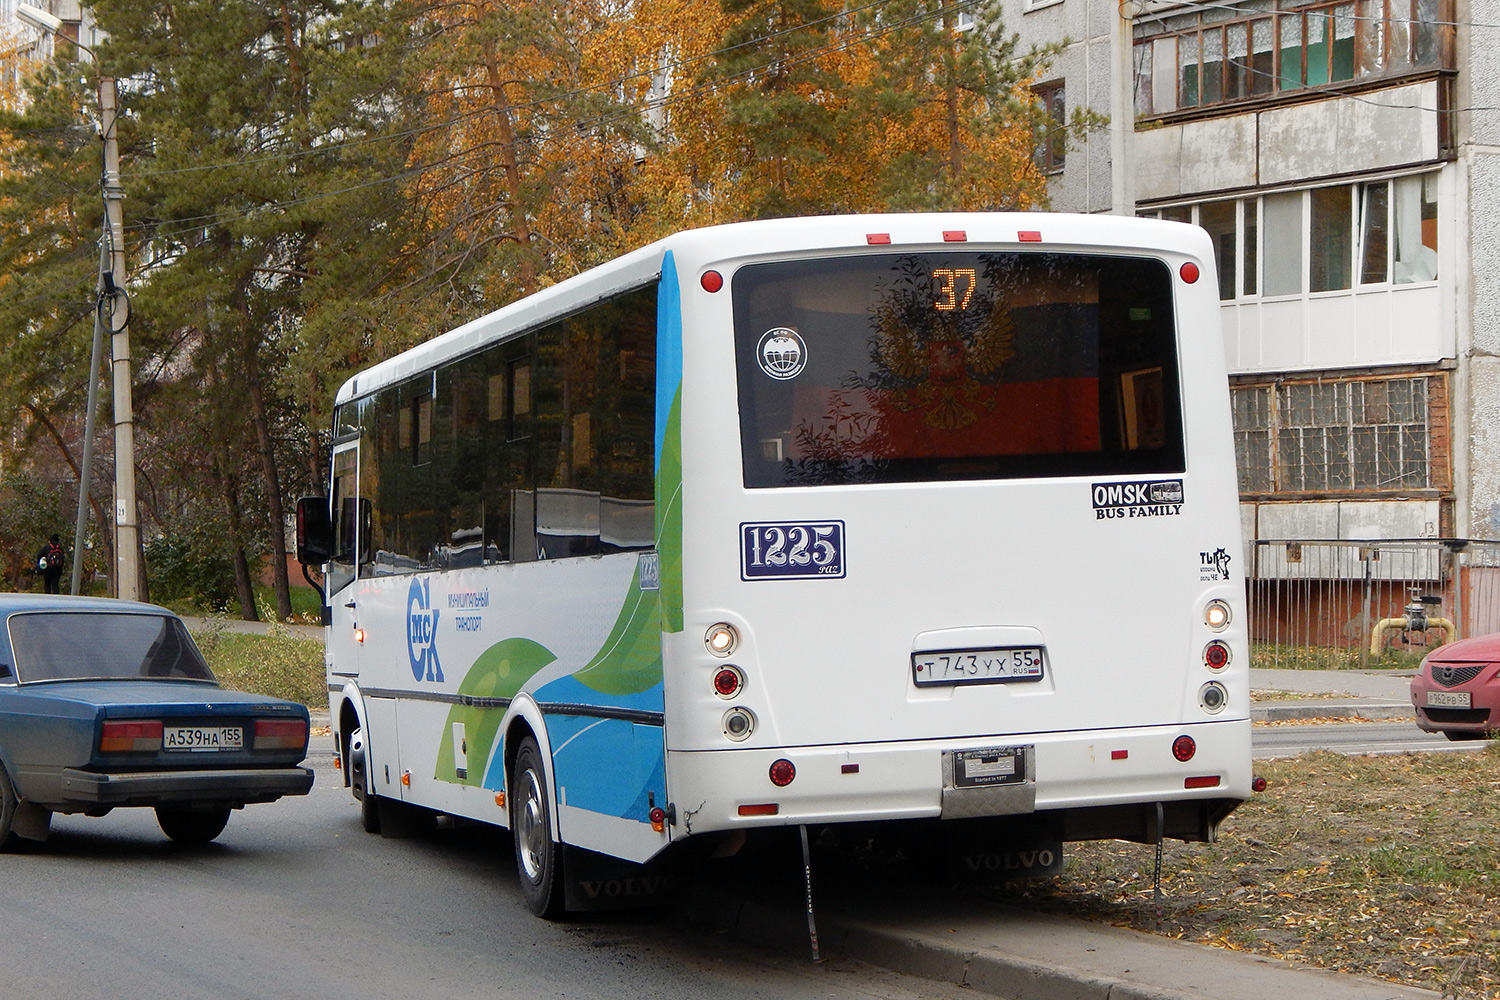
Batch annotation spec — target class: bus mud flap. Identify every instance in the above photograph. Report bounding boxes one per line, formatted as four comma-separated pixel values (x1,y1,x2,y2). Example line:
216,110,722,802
562,845,685,911
943,814,1064,885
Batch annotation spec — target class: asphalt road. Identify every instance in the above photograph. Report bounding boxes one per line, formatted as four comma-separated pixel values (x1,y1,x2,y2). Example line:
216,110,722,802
0,740,976,1000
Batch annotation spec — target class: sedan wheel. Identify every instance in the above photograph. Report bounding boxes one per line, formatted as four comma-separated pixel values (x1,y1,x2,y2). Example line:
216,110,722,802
156,806,232,844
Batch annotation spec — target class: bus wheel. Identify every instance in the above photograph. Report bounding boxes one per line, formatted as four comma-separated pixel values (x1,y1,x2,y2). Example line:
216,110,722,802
511,736,565,919
348,727,380,834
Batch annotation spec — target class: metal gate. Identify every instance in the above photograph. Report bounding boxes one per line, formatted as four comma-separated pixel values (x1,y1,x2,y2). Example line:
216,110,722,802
1247,539,1500,669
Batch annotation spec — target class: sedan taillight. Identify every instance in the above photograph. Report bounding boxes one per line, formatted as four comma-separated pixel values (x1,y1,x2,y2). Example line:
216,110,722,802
100,720,163,752
253,718,307,750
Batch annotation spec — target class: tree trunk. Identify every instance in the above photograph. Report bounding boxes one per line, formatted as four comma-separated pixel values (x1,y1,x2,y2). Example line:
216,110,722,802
243,337,295,622
483,42,538,295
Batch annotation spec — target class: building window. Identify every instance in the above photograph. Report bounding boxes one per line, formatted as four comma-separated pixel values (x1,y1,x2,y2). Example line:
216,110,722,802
1232,376,1437,494
1033,80,1066,174
1138,171,1438,301
1133,0,1454,119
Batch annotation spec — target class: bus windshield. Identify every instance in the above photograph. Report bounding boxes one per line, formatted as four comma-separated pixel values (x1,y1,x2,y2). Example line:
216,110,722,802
734,251,1185,487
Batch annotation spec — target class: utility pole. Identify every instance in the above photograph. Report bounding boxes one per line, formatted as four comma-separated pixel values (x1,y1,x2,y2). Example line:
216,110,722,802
98,77,140,601
1112,0,1137,216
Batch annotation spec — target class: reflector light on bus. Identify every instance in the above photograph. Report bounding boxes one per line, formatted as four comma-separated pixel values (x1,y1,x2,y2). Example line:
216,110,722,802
1184,775,1221,789
768,759,796,787
738,803,778,816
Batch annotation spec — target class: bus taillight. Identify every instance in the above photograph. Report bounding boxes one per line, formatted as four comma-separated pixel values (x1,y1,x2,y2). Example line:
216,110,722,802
706,623,738,656
713,666,744,698
1204,640,1230,670
1172,735,1196,762
722,707,755,742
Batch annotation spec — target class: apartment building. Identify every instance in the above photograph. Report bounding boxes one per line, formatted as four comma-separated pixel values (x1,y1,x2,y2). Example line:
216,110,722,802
1005,0,1497,552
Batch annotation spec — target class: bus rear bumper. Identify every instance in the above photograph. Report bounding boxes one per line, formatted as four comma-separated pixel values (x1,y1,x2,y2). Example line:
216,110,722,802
665,719,1251,840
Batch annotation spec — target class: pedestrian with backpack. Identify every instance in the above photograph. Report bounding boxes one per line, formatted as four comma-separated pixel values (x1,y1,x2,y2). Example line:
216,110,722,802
35,534,64,594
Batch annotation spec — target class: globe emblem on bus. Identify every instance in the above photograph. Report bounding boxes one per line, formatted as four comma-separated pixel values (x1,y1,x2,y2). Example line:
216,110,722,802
758,328,807,380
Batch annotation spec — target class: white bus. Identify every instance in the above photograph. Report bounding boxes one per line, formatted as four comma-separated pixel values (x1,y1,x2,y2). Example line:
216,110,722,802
298,213,1251,917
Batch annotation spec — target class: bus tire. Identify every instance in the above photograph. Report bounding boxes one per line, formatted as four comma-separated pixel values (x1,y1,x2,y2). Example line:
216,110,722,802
511,736,565,919
348,727,380,834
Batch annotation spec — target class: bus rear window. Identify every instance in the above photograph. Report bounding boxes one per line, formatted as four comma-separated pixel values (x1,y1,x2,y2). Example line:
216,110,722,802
733,252,1185,487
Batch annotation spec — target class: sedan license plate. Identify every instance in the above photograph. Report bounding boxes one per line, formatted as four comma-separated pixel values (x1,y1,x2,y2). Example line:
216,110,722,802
1427,690,1472,709
913,647,1044,686
163,725,243,751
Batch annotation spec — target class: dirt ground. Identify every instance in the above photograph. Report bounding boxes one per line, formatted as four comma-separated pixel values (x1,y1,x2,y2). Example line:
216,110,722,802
984,744,1500,999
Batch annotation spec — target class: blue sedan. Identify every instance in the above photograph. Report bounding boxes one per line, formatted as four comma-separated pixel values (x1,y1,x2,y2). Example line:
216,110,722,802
0,595,314,846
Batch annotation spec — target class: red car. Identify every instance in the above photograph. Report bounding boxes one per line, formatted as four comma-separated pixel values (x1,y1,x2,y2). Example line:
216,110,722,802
1411,632,1500,740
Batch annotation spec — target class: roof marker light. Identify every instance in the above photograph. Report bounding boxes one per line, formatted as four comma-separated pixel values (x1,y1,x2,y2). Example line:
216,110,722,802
1018,231,1042,242
701,270,724,293
943,230,967,242
867,233,892,245
1180,262,1201,283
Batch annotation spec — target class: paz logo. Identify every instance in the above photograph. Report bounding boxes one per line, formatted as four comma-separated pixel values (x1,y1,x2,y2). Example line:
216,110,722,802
407,577,443,683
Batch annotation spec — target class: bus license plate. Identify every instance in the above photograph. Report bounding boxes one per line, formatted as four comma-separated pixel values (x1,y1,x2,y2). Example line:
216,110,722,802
163,726,244,751
1427,691,1471,709
913,647,1044,686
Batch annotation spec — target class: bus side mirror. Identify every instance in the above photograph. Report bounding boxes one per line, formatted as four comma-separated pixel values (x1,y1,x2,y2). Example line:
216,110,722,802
296,496,334,565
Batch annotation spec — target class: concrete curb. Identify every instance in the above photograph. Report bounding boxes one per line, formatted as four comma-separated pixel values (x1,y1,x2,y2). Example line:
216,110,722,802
1253,700,1414,722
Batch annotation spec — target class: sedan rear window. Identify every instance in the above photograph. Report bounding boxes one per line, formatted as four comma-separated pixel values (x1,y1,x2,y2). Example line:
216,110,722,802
9,613,215,683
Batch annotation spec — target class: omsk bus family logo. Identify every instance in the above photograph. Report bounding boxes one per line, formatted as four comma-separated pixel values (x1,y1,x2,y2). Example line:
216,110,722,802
407,577,444,683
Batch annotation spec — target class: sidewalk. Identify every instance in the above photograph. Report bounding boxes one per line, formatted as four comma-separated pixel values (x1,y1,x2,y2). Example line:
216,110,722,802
1250,666,1414,722
690,889,1440,1000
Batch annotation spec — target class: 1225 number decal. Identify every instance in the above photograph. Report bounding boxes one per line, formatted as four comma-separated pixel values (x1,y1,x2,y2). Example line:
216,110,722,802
741,521,845,580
